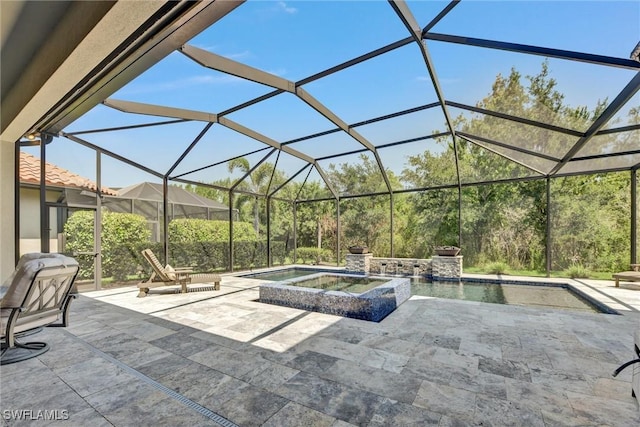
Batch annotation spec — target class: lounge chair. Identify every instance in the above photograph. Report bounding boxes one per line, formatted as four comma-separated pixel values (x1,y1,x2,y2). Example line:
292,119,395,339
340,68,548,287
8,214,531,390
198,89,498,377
613,269,640,287
138,249,221,297
1,253,79,364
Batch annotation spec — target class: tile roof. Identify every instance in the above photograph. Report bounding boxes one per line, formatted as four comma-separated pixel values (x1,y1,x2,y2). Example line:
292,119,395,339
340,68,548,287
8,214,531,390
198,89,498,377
19,151,117,196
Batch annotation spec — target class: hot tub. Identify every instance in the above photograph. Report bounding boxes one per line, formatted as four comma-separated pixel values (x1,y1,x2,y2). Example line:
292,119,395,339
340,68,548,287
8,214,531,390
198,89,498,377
259,273,411,322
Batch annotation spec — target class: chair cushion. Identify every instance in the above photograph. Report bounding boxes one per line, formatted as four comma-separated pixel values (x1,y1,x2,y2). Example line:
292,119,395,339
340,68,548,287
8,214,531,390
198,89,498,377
164,264,176,281
1,254,78,308
1,253,61,300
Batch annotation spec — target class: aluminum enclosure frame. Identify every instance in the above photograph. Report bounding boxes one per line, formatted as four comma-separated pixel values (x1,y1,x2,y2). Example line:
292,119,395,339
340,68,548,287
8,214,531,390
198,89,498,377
20,0,640,275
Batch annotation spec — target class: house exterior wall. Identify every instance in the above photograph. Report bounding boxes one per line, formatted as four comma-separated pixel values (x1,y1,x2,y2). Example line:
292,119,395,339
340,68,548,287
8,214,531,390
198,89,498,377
19,187,62,255
0,141,15,281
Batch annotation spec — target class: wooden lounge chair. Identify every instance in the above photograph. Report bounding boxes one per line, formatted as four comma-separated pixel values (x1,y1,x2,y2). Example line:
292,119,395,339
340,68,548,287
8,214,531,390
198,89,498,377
613,270,640,287
1,253,79,364
138,249,221,297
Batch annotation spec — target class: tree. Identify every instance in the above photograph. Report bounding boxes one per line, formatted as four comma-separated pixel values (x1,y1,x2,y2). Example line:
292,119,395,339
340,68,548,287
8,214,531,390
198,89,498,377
228,158,269,236
295,182,337,258
401,61,627,272
324,154,402,257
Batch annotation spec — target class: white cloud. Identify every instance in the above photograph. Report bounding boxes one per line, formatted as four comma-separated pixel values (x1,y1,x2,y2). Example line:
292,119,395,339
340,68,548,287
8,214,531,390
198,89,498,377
192,43,219,51
120,74,244,95
266,67,288,77
277,1,297,14
186,75,243,85
226,50,251,60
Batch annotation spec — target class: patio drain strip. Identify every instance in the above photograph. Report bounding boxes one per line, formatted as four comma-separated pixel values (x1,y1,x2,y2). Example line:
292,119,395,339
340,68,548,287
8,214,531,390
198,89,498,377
62,330,239,427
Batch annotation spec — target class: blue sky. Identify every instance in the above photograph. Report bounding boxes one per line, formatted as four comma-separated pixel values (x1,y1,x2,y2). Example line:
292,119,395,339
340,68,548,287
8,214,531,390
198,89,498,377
34,0,640,191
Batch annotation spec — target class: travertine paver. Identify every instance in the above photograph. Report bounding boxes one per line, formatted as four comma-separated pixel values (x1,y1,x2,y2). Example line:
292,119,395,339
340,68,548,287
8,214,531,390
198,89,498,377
1,274,639,426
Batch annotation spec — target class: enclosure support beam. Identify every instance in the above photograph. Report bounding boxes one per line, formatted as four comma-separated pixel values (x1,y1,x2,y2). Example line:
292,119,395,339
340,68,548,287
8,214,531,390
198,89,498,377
95,152,102,290
293,202,298,264
390,193,395,258
229,191,234,273
43,0,244,134
336,199,341,266
167,122,214,177
458,186,462,249
14,142,20,264
632,169,637,265
229,148,277,192
545,177,551,277
550,72,640,175
266,196,272,268
62,133,163,179
390,1,463,246
181,44,292,91
295,88,393,195
39,134,52,253
162,176,169,266
457,133,548,176
423,33,640,71
447,101,583,137
104,99,218,123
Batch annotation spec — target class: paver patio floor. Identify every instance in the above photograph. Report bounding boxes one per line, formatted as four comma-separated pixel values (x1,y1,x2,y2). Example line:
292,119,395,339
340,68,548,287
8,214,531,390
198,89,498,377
2,273,639,426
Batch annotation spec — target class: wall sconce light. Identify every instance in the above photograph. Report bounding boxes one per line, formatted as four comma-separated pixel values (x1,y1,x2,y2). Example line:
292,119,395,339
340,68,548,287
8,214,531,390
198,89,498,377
20,132,43,146
24,132,40,141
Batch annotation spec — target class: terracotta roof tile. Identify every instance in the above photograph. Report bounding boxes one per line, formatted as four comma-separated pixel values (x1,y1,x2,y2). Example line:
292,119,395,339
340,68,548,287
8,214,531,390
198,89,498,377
19,151,117,196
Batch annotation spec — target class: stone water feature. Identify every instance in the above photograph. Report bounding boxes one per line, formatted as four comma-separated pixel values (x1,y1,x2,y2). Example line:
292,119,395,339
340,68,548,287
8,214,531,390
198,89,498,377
345,253,462,280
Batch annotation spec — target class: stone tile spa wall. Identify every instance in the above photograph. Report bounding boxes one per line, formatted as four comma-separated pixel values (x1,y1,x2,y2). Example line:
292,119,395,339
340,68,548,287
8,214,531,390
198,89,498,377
346,254,462,280
259,274,411,322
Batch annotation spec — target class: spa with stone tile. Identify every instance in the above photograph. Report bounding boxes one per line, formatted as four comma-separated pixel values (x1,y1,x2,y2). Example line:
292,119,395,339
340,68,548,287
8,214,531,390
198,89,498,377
1,275,639,426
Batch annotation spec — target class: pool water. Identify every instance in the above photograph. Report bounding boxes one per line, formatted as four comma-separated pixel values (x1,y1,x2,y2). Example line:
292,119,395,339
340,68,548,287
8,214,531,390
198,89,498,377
242,268,608,313
411,279,599,313
285,274,387,293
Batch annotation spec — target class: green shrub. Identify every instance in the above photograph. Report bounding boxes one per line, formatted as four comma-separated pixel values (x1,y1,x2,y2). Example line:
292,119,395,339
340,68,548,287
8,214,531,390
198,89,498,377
169,219,256,242
65,215,288,280
564,264,590,279
484,261,510,275
296,247,333,264
166,219,258,271
234,240,257,269
63,211,95,279
271,241,287,265
102,212,151,281
167,240,287,272
64,211,151,281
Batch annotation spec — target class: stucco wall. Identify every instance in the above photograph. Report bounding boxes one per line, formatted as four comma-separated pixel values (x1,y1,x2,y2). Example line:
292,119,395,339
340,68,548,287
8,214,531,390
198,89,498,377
19,187,61,239
0,141,15,282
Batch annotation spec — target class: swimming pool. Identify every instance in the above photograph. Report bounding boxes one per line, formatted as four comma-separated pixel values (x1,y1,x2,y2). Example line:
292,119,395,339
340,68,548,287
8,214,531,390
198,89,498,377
410,279,607,313
244,267,615,314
